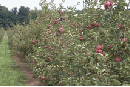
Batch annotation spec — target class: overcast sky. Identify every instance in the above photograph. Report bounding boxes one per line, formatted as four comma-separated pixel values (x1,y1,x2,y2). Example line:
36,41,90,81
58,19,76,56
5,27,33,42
0,0,129,11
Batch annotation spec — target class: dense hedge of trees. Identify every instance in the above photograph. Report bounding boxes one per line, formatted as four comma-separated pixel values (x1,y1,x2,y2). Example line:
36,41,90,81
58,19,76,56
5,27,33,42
0,6,41,29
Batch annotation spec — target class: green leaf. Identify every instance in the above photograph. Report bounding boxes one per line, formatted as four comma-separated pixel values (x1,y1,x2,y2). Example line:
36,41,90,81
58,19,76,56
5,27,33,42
122,84,130,86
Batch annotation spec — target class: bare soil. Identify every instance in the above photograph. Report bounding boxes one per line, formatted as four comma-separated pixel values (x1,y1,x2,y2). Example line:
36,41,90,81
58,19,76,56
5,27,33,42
13,52,45,86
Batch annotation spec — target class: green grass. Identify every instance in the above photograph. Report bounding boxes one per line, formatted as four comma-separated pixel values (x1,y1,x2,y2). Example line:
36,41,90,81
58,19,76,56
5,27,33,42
0,31,26,86
0,29,5,43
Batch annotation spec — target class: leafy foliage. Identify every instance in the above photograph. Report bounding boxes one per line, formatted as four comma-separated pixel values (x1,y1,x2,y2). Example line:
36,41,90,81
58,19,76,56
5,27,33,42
7,0,130,86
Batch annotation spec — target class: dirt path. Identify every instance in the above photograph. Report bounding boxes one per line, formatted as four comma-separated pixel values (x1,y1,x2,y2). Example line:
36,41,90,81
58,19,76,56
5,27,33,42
13,52,45,86
6,31,44,86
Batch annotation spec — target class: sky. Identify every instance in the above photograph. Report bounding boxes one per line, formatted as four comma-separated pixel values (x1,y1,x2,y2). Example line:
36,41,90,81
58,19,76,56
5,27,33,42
0,0,129,11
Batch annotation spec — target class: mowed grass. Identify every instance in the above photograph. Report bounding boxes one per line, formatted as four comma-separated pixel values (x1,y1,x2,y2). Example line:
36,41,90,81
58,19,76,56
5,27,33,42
0,31,26,86
0,29,5,43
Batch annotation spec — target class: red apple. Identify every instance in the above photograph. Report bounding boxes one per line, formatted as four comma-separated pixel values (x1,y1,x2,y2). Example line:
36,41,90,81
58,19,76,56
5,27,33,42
30,59,35,63
36,20,39,24
118,24,123,28
68,73,71,75
41,76,45,80
86,52,90,56
31,41,35,44
48,57,53,62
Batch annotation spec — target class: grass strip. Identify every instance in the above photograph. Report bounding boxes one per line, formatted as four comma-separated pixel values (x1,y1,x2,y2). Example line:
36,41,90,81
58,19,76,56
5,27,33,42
0,31,26,86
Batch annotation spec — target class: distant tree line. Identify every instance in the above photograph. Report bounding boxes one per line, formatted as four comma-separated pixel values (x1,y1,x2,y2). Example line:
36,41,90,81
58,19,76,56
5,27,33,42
0,6,42,30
